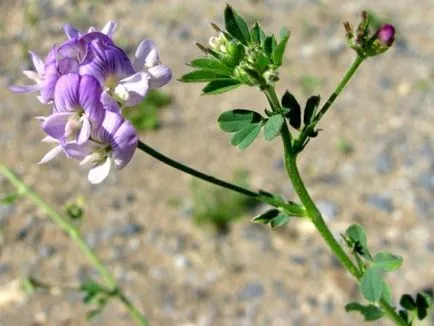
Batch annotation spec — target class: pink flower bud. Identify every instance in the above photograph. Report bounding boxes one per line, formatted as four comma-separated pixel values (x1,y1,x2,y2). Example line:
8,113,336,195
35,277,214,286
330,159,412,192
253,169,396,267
376,24,395,47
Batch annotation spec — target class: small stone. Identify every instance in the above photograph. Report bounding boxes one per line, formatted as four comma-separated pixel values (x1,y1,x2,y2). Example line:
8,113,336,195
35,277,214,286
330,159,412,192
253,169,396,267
316,200,340,221
112,198,122,210
173,254,191,269
126,192,136,203
39,245,56,258
418,172,434,192
0,204,14,225
238,282,264,300
365,194,394,213
119,223,143,237
178,26,191,40
375,152,394,174
290,255,306,265
0,262,10,275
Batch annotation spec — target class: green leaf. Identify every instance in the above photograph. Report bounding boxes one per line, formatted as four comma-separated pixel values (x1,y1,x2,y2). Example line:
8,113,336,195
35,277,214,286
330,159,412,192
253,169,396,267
0,193,20,205
202,79,241,95
400,294,416,310
251,22,266,44
179,70,229,83
263,36,276,57
360,267,384,302
303,95,320,125
416,292,431,320
281,90,301,129
382,281,393,306
263,115,284,141
279,27,290,41
270,214,290,229
218,109,262,132
272,32,290,66
372,252,403,272
345,302,385,321
251,209,280,223
346,224,372,260
231,123,262,150
398,310,410,324
189,58,233,75
224,5,250,45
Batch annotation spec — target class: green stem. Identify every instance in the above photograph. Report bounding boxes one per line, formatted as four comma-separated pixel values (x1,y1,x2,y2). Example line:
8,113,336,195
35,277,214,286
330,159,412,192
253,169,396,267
283,153,406,326
314,54,365,123
261,83,405,325
137,140,305,216
285,153,360,278
0,163,149,326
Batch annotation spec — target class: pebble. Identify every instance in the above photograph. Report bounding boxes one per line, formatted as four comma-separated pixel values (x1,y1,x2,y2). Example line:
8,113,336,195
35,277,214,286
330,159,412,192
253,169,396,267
375,152,394,174
0,262,10,275
38,245,56,258
365,194,394,213
238,282,264,301
119,222,143,237
0,204,14,224
173,254,191,269
418,172,434,192
316,200,340,221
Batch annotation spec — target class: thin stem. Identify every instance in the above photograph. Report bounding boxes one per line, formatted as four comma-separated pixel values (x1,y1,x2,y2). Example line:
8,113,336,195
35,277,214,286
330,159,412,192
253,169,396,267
0,163,149,326
314,54,365,123
285,154,361,277
137,140,305,216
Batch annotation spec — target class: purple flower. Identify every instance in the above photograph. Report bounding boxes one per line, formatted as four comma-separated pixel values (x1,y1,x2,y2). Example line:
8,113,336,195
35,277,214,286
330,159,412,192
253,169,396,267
57,32,135,90
42,73,105,144
64,21,117,39
67,111,138,184
113,40,172,107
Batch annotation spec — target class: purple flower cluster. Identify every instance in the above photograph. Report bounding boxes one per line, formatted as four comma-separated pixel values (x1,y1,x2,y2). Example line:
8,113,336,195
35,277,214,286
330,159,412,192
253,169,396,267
11,21,172,184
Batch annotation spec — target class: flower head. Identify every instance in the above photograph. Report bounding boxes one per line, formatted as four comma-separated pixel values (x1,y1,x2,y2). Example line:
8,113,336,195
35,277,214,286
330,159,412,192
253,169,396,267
10,20,171,183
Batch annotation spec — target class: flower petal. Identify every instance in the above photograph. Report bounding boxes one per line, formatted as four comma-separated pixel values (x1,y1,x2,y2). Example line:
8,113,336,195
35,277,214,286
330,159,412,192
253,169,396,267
22,70,40,82
38,145,63,164
64,24,81,39
88,157,112,184
116,72,150,107
9,84,40,93
54,73,80,112
42,112,73,140
133,40,159,71
29,51,44,75
148,64,172,89
101,21,117,37
101,91,121,113
77,116,91,145
111,120,138,169
95,110,124,143
64,142,93,160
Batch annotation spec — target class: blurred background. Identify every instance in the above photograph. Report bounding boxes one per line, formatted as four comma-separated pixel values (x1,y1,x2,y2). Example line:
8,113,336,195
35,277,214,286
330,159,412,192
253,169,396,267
0,0,433,325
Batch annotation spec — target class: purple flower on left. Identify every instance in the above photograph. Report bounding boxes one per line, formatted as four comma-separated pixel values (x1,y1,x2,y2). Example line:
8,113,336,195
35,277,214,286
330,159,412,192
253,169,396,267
10,21,172,183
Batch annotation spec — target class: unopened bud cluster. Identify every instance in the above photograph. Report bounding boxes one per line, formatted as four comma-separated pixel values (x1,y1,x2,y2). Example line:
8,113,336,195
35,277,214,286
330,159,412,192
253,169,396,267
344,11,395,57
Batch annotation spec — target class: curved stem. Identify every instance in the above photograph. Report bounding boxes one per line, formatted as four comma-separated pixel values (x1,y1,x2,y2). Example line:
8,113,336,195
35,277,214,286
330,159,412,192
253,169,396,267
137,140,305,216
282,153,406,326
261,85,406,325
0,163,149,326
